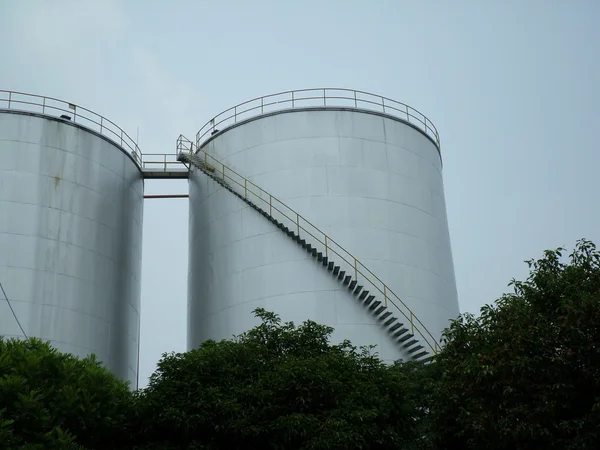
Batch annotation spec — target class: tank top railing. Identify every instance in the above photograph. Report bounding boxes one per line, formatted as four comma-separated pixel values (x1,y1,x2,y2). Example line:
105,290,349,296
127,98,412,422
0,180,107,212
0,90,145,166
195,88,440,151
177,134,441,356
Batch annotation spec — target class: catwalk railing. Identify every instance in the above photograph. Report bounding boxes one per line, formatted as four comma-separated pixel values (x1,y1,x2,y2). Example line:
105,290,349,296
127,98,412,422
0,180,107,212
195,88,441,150
178,135,441,356
0,90,188,175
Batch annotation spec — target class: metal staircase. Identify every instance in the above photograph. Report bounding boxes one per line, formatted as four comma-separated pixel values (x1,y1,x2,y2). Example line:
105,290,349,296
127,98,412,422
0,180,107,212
176,135,439,362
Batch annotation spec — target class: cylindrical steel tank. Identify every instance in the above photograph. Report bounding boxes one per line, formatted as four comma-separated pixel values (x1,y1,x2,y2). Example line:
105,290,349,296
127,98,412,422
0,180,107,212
187,89,458,362
0,108,143,386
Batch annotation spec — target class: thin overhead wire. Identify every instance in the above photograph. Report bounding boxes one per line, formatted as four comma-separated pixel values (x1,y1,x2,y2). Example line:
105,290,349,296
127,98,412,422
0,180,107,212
0,280,28,340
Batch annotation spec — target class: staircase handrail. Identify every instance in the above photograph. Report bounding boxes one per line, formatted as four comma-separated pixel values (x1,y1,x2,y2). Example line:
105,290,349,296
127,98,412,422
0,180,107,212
177,135,441,355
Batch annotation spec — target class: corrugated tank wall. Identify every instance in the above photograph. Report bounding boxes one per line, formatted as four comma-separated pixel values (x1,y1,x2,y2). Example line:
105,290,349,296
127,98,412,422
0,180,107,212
0,111,143,385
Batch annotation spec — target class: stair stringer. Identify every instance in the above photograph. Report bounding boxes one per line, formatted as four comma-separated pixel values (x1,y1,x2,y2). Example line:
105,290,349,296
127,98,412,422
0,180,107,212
187,162,413,363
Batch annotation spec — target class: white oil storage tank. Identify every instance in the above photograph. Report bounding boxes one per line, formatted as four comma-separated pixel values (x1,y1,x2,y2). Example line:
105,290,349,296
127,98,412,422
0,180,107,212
184,88,459,363
0,91,144,386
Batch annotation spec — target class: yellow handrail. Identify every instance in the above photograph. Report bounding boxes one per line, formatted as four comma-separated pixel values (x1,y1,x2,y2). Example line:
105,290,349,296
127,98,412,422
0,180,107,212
177,135,441,355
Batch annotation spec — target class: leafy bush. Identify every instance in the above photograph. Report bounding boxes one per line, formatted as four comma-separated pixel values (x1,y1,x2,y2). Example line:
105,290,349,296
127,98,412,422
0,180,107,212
0,337,134,449
427,239,600,449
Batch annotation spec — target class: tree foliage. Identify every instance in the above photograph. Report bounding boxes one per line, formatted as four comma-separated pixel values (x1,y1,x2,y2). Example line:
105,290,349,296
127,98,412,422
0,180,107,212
427,238,600,449
3,239,600,449
135,308,421,450
0,337,133,449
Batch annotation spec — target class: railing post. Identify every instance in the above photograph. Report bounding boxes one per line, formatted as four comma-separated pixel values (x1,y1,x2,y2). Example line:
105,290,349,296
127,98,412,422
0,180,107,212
8,92,11,108
234,106,237,123
406,105,409,122
354,91,357,108
100,117,103,133
323,89,326,106
324,236,328,258
120,130,123,147
383,285,387,307
269,195,272,216
296,213,300,236
291,91,294,108
261,97,264,114
354,258,357,280
42,97,46,114
410,311,414,334
164,155,167,171
244,179,247,200
382,97,385,113
222,164,225,182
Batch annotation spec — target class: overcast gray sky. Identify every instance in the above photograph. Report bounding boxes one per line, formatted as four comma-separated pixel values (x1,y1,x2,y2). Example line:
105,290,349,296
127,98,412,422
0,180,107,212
1,0,599,387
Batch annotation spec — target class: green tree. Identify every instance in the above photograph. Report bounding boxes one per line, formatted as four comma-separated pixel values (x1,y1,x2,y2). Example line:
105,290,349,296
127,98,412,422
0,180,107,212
0,337,134,449
136,309,421,450
427,239,600,449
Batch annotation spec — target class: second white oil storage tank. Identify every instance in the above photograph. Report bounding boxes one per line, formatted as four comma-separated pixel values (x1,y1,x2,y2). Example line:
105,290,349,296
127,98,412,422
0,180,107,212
185,88,458,362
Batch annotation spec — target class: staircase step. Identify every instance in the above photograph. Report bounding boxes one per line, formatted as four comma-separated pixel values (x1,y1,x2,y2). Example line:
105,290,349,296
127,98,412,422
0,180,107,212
306,244,313,252
368,300,381,310
300,240,307,248
420,355,435,363
359,290,368,300
354,285,362,295
408,345,424,354
322,256,328,266
413,351,429,360
375,305,386,315
311,248,318,257
333,265,340,275
343,275,351,285
286,230,295,237
379,311,392,321
403,339,418,348
327,261,334,271
384,316,397,326
389,322,401,332
349,280,357,290
317,252,324,262
393,328,410,338
337,270,345,280
364,295,375,305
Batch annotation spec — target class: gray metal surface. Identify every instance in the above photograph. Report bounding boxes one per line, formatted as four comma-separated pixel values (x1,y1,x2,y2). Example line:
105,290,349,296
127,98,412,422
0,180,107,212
0,111,144,386
188,106,459,362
